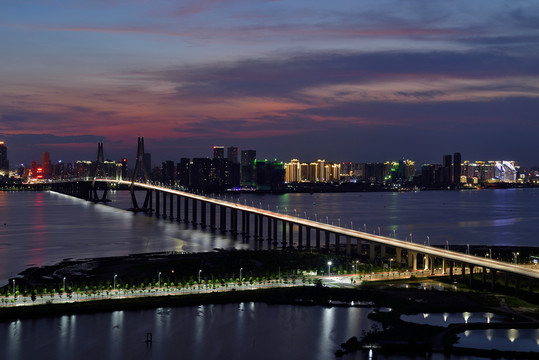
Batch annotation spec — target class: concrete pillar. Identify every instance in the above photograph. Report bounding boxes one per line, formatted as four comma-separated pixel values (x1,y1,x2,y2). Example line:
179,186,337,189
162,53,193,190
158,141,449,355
325,231,330,250
281,220,287,247
184,196,189,223
192,199,198,225
396,248,402,265
169,193,174,219
155,190,160,216
298,225,303,248
245,212,250,238
316,229,321,249
369,243,375,262
258,214,263,240
412,252,417,271
430,256,435,275
356,239,362,256
210,203,216,230
346,236,351,256
491,269,496,291
176,195,182,222
231,209,237,235
442,258,446,274
469,266,474,285
462,263,466,282
335,234,340,253
241,211,246,235
162,191,167,218
407,251,413,268
272,218,278,246
219,206,226,232
267,217,272,241
288,222,294,247
381,245,386,259
449,261,454,281
306,227,311,248
254,213,260,240
201,201,207,228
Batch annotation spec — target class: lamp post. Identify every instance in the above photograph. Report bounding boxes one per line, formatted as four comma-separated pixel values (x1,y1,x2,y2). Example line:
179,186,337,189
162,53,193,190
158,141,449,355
513,252,519,264
158,272,161,288
410,233,413,242
240,268,243,283
389,258,394,271
364,224,367,232
63,277,66,293
113,274,117,293
198,269,202,284
327,261,332,276
12,279,15,298
427,236,430,246
393,229,396,238
338,218,341,226
315,213,318,221
326,216,329,224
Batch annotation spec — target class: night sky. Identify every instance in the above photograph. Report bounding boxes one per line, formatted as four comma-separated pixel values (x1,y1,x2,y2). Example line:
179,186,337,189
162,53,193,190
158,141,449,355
1,1,538,167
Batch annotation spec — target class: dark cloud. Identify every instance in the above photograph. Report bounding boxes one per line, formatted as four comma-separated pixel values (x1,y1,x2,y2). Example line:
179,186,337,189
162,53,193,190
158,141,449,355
154,50,539,100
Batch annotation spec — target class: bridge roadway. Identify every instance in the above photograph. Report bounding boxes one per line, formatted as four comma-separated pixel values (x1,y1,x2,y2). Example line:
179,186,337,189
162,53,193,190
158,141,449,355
88,179,539,284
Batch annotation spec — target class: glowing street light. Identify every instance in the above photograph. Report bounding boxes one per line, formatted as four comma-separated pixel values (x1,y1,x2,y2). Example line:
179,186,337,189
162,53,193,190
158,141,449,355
63,277,66,292
240,267,243,282
198,269,202,284
158,272,161,288
113,274,117,293
327,261,332,276
12,279,15,298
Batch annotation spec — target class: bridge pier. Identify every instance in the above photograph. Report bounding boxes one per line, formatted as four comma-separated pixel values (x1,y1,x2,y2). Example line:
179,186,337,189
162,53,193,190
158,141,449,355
192,199,198,226
346,236,351,255
231,209,238,235
369,243,375,262
298,225,303,249
325,231,330,251
155,190,160,217
272,218,278,247
396,248,402,265
316,229,321,249
306,226,311,249
258,214,264,241
381,245,386,259
184,197,189,223
491,269,496,291
169,193,174,220
200,201,206,228
335,234,340,253
210,203,216,230
267,217,272,241
281,221,287,248
288,222,294,248
176,195,182,222
219,206,226,232
244,212,250,238
162,191,167,218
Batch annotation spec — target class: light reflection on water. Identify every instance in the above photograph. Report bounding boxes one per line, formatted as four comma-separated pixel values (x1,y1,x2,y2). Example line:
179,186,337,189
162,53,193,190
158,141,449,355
456,328,539,352
2,189,539,283
401,312,509,326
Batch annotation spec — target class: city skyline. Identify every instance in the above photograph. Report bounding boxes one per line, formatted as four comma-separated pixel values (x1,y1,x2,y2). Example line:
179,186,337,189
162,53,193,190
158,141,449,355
1,1,539,166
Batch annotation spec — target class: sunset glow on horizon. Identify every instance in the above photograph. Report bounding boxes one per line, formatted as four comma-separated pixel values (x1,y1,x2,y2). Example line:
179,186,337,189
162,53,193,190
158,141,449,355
1,1,539,166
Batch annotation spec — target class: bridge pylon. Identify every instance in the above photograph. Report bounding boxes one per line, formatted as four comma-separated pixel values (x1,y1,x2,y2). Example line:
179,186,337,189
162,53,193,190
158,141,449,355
129,137,152,212
90,142,110,203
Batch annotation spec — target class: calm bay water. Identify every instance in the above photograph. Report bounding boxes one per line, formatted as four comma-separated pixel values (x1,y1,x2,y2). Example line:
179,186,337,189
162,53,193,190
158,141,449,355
2,188,539,285
2,188,539,359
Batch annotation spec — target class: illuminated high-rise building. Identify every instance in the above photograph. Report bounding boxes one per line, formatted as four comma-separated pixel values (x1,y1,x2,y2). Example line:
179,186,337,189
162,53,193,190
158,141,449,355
453,152,462,184
316,159,325,182
285,159,300,183
42,152,51,179
0,141,8,172
240,150,256,186
227,146,238,163
213,146,224,159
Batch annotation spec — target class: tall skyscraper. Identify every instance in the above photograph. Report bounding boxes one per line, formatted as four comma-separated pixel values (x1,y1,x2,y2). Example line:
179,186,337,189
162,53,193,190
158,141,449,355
442,154,452,185
42,152,51,179
213,146,224,159
0,141,8,172
453,152,462,185
240,150,256,186
227,146,238,163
